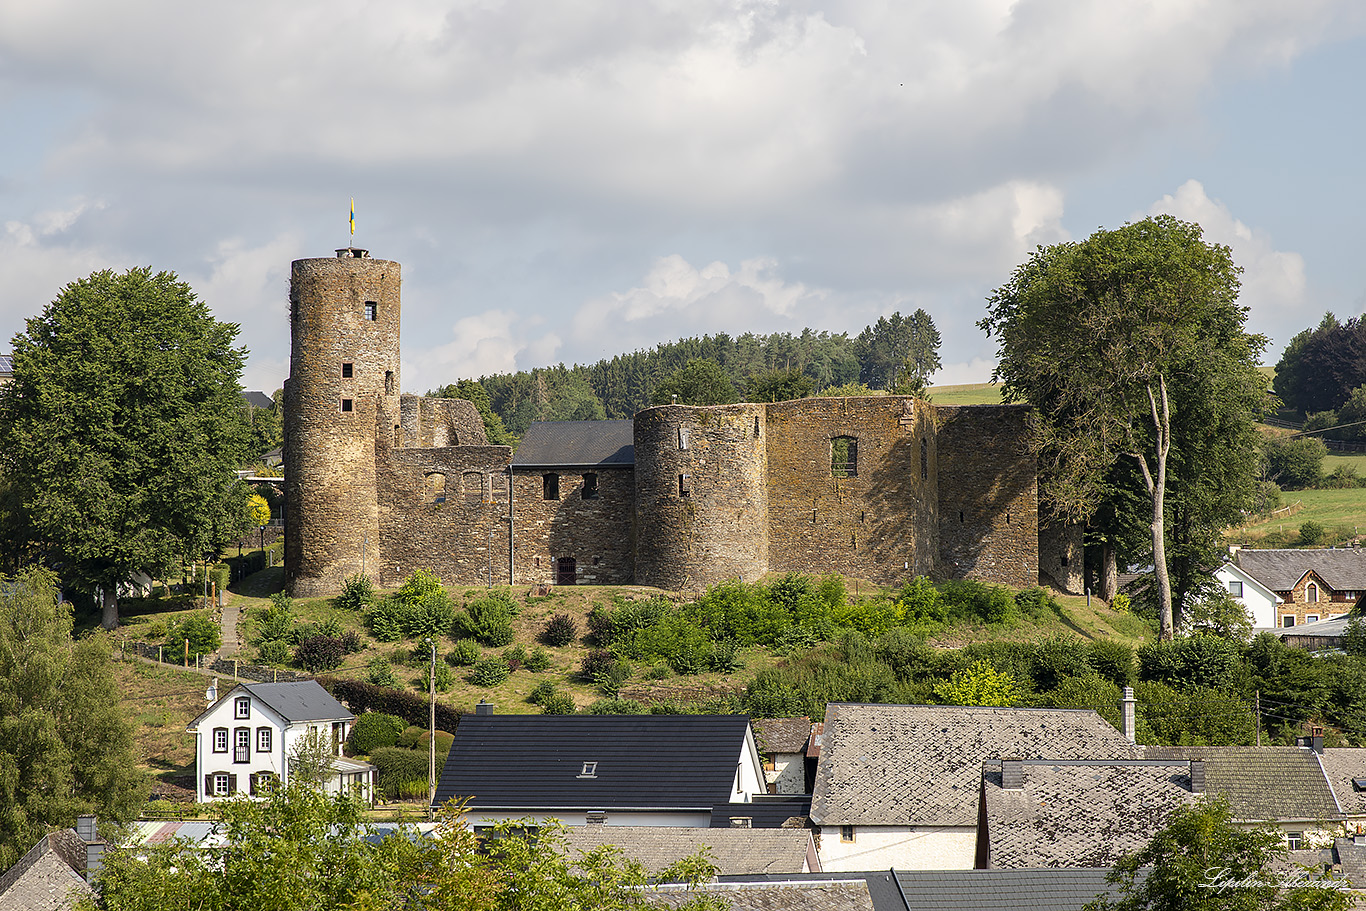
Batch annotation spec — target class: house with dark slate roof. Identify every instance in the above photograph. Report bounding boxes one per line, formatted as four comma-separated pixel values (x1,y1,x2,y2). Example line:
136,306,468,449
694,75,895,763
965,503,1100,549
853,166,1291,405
975,759,1198,869
1145,744,1351,849
432,708,765,828
561,825,821,875
809,703,1140,871
187,680,374,803
1231,547,1366,628
0,817,103,911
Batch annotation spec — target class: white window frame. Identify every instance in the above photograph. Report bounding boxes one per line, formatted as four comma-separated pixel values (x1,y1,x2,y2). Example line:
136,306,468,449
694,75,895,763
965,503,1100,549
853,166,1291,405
235,697,251,719
1228,580,1243,597
213,728,229,753
257,727,272,753
213,773,230,796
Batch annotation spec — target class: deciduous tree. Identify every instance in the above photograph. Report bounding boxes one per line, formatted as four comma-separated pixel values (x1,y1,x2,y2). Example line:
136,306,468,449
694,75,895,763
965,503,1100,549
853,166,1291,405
651,359,738,406
981,216,1266,639
0,568,144,868
0,268,252,628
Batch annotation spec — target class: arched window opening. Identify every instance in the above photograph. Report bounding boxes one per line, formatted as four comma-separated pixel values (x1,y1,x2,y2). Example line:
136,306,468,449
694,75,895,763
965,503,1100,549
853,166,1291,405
426,473,446,504
831,436,858,477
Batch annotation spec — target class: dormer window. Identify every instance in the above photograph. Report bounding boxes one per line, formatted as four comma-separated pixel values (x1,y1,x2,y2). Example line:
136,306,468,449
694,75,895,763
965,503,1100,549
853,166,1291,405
235,697,251,719
578,762,598,778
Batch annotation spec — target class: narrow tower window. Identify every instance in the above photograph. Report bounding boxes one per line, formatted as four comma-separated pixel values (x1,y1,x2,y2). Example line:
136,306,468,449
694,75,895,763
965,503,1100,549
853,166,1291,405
385,370,394,394
582,473,598,499
543,474,560,500
340,398,353,413
341,362,353,378
678,426,689,450
920,437,928,480
364,301,378,320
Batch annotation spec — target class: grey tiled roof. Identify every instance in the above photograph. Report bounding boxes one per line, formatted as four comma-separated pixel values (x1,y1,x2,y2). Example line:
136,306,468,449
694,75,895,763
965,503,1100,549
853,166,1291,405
981,760,1194,869
893,868,1130,911
1318,748,1366,817
756,718,813,754
0,354,12,375
811,704,1140,826
561,826,812,875
1235,548,1366,592
710,796,811,829
244,681,354,723
512,420,635,467
644,881,875,911
0,830,92,911
1143,746,1342,822
240,390,274,409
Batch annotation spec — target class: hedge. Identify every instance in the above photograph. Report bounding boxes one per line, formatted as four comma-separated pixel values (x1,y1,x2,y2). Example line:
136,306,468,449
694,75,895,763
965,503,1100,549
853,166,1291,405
318,676,463,732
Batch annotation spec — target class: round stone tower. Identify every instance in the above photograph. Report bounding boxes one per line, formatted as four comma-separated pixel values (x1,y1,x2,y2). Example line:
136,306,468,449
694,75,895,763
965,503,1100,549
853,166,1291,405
634,403,769,590
283,248,401,596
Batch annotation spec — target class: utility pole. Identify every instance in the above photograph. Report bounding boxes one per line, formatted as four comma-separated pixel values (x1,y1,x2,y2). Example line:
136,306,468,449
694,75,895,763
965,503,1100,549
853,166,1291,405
427,637,436,822
1255,690,1261,746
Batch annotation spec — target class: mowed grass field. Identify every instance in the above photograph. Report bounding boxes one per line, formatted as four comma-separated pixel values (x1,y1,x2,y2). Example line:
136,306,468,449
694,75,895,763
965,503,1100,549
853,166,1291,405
927,382,1003,405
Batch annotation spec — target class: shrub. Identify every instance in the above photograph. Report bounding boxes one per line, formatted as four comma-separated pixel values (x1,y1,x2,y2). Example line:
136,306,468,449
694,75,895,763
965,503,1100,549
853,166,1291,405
448,638,481,666
370,746,431,801
164,613,221,661
523,646,552,672
1088,639,1135,687
1111,593,1132,613
367,657,398,688
939,579,1016,624
874,627,931,678
481,623,515,647
646,662,671,680
541,693,576,715
413,729,455,758
1015,586,1060,620
347,712,406,755
895,576,947,625
595,659,632,696
528,680,559,705
1265,436,1326,490
503,644,527,664
1138,634,1242,691
396,726,424,749
420,661,455,693
294,635,348,672
1300,520,1326,545
335,574,376,611
258,639,289,665
256,597,295,643
933,659,1021,707
453,590,519,645
542,613,578,647
586,698,648,714
1030,635,1091,690
580,648,619,681
366,597,405,642
709,638,742,673
468,656,510,686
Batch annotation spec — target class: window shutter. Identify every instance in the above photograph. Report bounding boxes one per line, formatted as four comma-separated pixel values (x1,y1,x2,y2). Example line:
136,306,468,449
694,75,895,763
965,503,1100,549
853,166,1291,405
249,774,257,796
204,774,213,796
228,774,238,794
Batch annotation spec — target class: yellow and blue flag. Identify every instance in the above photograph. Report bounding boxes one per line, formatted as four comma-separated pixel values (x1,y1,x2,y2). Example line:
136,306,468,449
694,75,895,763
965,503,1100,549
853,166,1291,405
350,198,355,237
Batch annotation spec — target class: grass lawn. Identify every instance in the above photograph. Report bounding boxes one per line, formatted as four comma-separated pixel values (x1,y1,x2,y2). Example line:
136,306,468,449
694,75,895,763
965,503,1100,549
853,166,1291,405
926,382,1003,406
1229,487,1366,547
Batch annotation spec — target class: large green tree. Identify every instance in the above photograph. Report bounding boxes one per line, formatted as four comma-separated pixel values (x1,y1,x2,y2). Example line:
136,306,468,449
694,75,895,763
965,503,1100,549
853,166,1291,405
0,268,251,628
0,568,145,868
854,309,942,391
981,216,1266,639
1087,796,1351,911
651,358,738,406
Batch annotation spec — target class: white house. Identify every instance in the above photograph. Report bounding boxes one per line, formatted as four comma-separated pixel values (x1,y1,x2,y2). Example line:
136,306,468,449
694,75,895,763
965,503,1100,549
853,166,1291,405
187,680,375,802
1213,559,1282,630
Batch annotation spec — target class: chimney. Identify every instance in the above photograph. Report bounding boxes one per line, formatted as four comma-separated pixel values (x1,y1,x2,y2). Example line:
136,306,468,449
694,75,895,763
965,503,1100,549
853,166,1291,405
85,842,106,881
1119,687,1137,743
1001,759,1024,790
75,815,97,842
475,701,494,716
1312,725,1325,754
1189,760,1206,794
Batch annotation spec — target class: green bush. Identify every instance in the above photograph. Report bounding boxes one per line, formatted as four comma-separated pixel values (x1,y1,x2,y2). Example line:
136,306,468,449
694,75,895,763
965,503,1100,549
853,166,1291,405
370,746,431,800
453,590,519,645
1015,586,1060,620
367,657,398,688
335,574,375,611
420,661,455,693
1137,634,1242,691
709,638,742,673
503,643,527,665
895,576,947,625
523,646,552,672
542,613,578,647
1300,520,1326,545
481,623,515,647
164,612,221,661
468,656,510,686
541,693,576,714
294,635,347,672
586,698,648,714
256,595,295,643
940,579,1017,624
528,680,559,705
368,570,457,641
396,726,424,749
347,712,407,755
209,563,230,592
448,638,481,666
1088,639,1135,687
258,639,289,665
366,596,406,643
1030,635,1091,690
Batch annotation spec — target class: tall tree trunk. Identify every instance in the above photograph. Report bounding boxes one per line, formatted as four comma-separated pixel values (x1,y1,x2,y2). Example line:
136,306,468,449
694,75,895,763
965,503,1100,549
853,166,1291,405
1132,377,1174,640
101,587,119,630
1100,540,1118,602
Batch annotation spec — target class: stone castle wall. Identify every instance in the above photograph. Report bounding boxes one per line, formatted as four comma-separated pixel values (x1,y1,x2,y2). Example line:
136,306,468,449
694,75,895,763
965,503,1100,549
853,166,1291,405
936,405,1038,589
400,395,488,448
284,254,402,597
765,396,937,585
510,468,635,586
633,404,769,591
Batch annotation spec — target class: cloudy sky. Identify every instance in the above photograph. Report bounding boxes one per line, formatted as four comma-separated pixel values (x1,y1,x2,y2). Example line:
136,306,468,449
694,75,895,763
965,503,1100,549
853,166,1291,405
2,0,1363,394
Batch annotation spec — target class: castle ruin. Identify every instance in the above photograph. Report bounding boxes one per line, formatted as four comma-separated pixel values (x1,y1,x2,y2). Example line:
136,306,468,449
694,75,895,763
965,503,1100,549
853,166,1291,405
283,249,1079,597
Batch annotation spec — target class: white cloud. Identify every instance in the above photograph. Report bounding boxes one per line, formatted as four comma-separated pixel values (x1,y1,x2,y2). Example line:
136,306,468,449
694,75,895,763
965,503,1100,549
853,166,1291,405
403,309,561,394
1147,179,1307,349
932,358,997,387
0,201,119,338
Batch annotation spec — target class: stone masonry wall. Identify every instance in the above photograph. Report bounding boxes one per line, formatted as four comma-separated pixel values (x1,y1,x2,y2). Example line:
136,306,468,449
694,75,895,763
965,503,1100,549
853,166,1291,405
510,468,635,585
377,443,513,588
634,404,769,590
1039,521,1084,594
285,254,402,597
400,395,488,448
936,405,1038,588
765,396,937,585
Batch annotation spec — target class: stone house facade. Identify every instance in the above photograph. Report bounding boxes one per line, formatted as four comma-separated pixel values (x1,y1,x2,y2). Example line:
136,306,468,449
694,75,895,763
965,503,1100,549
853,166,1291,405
284,249,1067,597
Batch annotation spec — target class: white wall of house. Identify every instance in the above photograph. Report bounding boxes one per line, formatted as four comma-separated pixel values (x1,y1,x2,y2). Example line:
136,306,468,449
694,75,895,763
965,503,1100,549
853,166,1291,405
731,727,766,803
1214,563,1281,630
816,825,977,871
465,810,713,828
767,752,806,794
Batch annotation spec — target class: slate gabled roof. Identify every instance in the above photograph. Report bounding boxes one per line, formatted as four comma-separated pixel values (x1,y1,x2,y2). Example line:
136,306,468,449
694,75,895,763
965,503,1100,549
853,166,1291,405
755,718,813,754
0,354,12,376
188,680,353,730
1235,548,1366,592
710,795,811,828
434,714,752,811
0,830,92,911
561,826,813,875
645,880,875,911
981,760,1194,868
512,420,635,468
810,704,1140,826
892,868,1130,911
1144,746,1342,821
240,390,274,409
1314,748,1366,817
